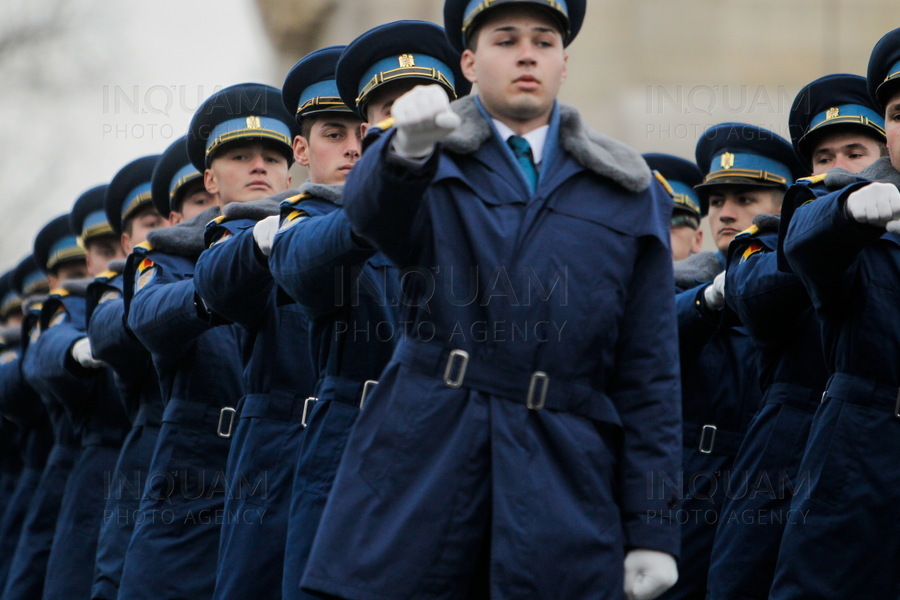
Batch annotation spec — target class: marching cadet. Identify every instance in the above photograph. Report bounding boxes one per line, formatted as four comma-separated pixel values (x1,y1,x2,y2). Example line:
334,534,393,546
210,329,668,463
26,186,132,600
663,123,806,600
193,50,346,599
769,28,900,599
262,24,470,599
88,154,169,600
0,271,24,519
5,216,86,600
707,74,885,600
0,259,50,593
299,1,682,599
643,153,706,261
118,83,297,600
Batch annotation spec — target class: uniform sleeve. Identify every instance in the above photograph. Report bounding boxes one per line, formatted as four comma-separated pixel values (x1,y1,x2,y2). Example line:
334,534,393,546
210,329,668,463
127,256,212,362
25,319,98,409
607,207,682,557
726,235,809,344
342,129,436,267
783,182,884,309
194,221,272,330
269,208,375,319
675,284,721,369
88,296,149,386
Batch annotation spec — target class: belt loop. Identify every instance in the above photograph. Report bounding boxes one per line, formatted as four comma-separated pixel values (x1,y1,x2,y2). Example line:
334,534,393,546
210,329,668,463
894,388,900,421
217,407,236,439
443,349,469,388
698,424,717,454
526,371,549,410
360,380,378,410
301,397,318,428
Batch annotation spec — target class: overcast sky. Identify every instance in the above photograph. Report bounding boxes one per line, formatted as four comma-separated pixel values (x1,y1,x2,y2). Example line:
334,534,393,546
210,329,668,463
0,0,279,272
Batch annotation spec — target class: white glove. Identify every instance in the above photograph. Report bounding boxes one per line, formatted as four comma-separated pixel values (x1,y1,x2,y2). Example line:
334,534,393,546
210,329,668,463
253,215,280,257
624,549,678,600
845,182,900,229
703,271,726,311
391,84,461,159
71,337,104,369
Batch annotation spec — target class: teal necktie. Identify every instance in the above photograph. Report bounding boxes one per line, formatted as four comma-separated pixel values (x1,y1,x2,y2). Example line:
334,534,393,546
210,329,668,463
507,135,537,192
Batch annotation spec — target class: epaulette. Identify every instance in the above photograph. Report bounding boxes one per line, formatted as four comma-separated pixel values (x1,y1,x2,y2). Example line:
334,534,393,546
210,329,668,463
373,117,394,131
797,173,827,185
134,240,154,253
95,269,118,281
652,170,675,196
734,224,759,239
48,287,70,298
207,214,228,227
280,193,313,227
282,193,307,207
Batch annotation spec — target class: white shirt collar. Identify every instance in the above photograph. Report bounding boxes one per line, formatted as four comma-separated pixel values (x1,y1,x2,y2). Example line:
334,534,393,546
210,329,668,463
492,119,549,165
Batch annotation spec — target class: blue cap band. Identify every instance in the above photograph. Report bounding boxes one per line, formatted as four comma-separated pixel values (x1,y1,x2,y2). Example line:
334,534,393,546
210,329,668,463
122,181,153,222
22,271,46,295
169,163,201,201
462,0,569,38
356,53,457,105
297,79,349,116
704,152,794,186
668,181,702,215
47,235,85,270
807,103,885,137
205,116,292,160
82,210,114,240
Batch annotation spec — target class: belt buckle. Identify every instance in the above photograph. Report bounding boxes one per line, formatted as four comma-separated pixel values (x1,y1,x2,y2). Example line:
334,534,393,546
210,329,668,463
526,371,549,410
443,349,469,388
360,380,378,410
301,397,318,428
217,406,236,439
698,424,717,454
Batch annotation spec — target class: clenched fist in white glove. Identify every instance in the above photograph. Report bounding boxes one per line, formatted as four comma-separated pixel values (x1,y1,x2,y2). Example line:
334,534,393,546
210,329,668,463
71,337,104,369
391,84,461,159
624,549,678,600
846,182,900,231
253,215,280,257
703,271,726,311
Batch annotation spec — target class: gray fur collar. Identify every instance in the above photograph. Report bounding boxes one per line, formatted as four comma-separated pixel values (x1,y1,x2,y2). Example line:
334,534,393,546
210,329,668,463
222,189,300,221
148,205,221,259
442,95,651,193
752,213,781,234
673,251,723,289
61,277,93,296
106,259,127,275
298,181,344,205
825,157,900,190
1,325,21,346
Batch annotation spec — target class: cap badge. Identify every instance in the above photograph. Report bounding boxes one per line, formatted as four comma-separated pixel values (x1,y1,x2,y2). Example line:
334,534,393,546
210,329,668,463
720,152,735,170
246,115,262,129
826,107,840,120
398,54,415,68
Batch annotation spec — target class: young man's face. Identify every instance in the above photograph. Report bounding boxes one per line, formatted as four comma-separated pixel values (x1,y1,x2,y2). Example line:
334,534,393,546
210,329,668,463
705,186,783,252
885,92,900,171
169,179,217,225
460,5,568,133
48,260,89,288
293,115,362,185
810,129,883,175
122,205,167,253
204,141,292,206
85,236,126,277
670,219,703,262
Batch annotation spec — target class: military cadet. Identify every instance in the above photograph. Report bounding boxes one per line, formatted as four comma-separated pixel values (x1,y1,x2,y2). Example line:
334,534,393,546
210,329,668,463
0,271,24,516
644,153,706,261
154,136,218,225
118,83,297,600
262,25,469,599
88,154,169,600
24,186,132,600
768,28,900,599
0,257,53,594
4,216,86,600
706,74,885,600
299,2,682,599
662,123,806,600
193,50,346,599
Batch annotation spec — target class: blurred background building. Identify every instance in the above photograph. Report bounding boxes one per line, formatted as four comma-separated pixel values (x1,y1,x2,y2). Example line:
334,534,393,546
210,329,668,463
0,0,893,267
